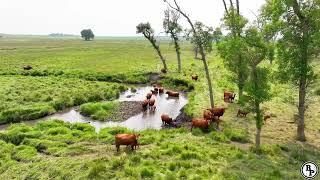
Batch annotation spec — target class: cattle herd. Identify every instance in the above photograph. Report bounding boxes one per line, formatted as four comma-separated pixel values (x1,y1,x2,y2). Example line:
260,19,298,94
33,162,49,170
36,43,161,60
115,75,272,152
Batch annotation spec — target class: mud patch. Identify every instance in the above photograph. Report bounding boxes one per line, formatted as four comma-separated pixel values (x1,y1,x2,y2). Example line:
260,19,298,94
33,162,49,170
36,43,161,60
115,101,143,121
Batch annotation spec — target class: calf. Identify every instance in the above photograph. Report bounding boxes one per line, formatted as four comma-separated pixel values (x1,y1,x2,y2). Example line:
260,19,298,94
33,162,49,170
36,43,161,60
146,92,152,100
224,91,236,103
237,109,249,117
203,109,213,121
191,74,198,81
208,107,226,120
149,98,155,108
161,114,173,125
23,65,32,70
115,134,140,152
158,87,164,94
264,115,271,124
191,118,210,131
166,90,179,97
150,105,156,112
161,68,167,73
142,99,149,109
151,90,157,94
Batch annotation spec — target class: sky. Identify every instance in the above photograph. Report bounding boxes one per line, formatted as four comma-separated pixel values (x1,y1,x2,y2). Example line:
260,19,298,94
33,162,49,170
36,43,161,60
0,0,266,36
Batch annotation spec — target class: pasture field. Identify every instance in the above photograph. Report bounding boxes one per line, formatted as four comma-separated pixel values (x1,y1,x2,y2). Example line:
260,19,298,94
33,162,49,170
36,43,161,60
0,36,319,179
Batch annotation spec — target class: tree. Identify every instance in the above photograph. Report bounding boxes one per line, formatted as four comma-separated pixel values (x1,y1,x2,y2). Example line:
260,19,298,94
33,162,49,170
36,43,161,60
244,27,272,150
164,0,215,108
136,22,168,72
163,9,183,73
81,29,94,41
218,0,249,100
261,0,320,141
212,27,223,43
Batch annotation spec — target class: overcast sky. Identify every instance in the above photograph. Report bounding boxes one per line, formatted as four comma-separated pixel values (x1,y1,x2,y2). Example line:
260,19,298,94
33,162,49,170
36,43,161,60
1,0,266,36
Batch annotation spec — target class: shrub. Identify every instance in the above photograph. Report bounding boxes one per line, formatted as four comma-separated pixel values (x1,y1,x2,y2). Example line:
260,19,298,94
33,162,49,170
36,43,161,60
140,167,154,178
180,151,201,160
46,127,70,135
12,145,38,162
209,131,230,143
0,105,55,124
87,160,106,179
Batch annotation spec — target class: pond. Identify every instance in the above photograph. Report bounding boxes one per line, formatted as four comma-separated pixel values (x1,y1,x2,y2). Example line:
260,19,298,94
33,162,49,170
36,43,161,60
0,86,188,132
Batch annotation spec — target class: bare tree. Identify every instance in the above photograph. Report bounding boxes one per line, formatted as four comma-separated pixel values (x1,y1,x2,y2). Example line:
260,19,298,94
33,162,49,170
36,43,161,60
164,0,215,108
163,9,183,72
136,22,168,72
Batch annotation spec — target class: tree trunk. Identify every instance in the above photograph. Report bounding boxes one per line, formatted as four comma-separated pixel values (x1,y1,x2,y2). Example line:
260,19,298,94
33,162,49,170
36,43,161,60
255,127,261,150
164,0,214,107
173,37,181,73
152,42,168,71
253,65,263,150
201,52,215,108
292,0,308,142
297,70,307,141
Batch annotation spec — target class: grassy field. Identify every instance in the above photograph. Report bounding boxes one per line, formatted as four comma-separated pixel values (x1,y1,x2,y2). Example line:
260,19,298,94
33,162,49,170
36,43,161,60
0,36,319,179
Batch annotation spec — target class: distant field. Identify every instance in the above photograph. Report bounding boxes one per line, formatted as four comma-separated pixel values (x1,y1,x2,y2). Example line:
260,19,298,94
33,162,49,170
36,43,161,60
0,36,193,75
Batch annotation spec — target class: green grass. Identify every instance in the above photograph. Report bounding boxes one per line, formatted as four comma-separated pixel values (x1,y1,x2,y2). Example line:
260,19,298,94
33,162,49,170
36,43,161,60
0,120,318,179
0,75,126,124
80,101,120,121
0,36,320,179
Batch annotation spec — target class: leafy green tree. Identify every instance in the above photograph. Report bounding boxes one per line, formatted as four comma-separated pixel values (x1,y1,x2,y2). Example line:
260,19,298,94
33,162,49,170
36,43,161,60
244,27,272,149
164,0,215,108
163,9,183,73
80,29,94,41
218,0,249,100
136,22,168,72
261,0,320,141
213,27,223,43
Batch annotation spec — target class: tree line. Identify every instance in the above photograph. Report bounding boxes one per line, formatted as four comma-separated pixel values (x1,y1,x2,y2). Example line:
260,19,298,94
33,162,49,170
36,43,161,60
137,0,320,150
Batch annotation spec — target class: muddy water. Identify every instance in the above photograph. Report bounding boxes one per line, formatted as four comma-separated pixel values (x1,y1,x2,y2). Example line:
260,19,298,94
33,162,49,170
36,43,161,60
0,86,188,132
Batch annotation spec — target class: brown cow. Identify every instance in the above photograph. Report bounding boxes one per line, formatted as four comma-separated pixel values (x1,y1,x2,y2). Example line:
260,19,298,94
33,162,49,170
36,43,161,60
264,115,271,124
23,65,32,70
142,99,149,109
208,107,226,120
150,105,156,112
115,134,140,152
161,114,173,125
161,68,167,73
237,109,249,117
191,74,198,81
149,98,155,107
224,91,236,103
166,90,179,97
191,118,210,131
203,109,213,121
146,92,152,100
158,87,164,93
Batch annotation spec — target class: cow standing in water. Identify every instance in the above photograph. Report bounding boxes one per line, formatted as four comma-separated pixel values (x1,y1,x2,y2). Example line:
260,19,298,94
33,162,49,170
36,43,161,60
166,90,179,97
146,92,152,100
161,114,173,125
115,134,140,152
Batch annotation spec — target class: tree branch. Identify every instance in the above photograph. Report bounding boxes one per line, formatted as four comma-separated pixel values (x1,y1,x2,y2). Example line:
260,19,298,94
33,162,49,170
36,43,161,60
222,0,229,15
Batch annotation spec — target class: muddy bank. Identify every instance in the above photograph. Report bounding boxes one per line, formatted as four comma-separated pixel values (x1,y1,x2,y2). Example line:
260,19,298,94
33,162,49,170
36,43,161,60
108,101,143,121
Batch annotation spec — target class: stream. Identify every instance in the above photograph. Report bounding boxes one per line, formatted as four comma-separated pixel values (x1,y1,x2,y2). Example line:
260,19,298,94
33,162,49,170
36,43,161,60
0,86,188,132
